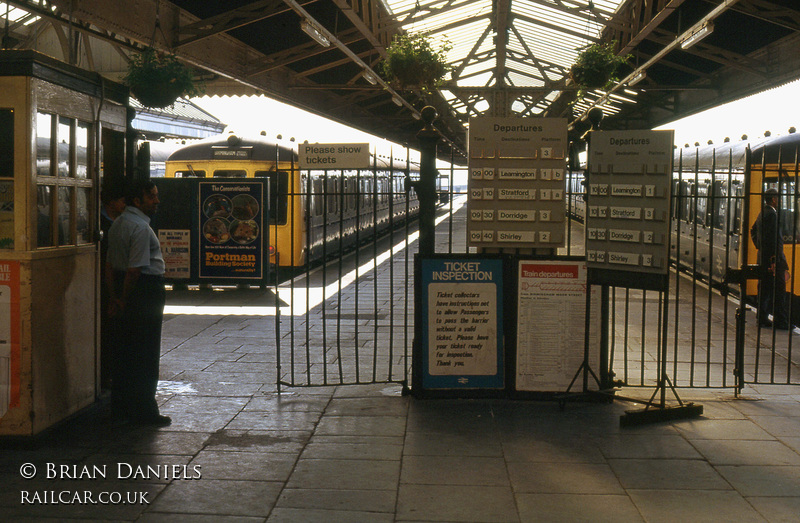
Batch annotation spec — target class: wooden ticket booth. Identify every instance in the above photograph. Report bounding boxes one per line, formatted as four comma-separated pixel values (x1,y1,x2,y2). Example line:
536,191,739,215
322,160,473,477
0,50,130,436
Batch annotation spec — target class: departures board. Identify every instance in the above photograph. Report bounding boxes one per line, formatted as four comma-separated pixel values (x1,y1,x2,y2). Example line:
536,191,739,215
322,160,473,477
467,117,568,249
585,129,674,290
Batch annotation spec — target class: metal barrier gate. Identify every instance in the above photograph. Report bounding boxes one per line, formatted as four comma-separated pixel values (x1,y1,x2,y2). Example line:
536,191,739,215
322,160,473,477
273,144,800,393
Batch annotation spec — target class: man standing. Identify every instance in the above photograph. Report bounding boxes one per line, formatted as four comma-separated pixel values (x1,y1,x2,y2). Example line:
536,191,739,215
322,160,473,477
751,187,790,329
106,179,171,425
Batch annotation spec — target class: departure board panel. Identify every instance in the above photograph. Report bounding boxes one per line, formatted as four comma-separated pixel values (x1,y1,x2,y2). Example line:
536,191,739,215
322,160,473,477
585,130,674,290
467,117,567,249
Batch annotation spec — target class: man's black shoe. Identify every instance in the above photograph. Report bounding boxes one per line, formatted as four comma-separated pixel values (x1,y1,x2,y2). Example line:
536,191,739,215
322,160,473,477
775,323,791,330
135,415,172,426
758,320,772,327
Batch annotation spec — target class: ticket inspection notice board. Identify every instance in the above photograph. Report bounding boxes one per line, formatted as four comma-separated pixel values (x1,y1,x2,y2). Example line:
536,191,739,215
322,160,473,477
414,256,507,396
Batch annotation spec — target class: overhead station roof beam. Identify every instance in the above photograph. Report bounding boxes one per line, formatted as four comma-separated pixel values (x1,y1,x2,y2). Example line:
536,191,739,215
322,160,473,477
175,0,306,48
728,0,800,33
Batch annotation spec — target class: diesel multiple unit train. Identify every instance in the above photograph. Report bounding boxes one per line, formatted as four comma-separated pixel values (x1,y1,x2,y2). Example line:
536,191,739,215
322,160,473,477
164,133,421,272
568,130,800,314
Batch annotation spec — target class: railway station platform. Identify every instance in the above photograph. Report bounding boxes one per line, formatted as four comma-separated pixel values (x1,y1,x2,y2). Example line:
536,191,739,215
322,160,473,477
2,202,800,522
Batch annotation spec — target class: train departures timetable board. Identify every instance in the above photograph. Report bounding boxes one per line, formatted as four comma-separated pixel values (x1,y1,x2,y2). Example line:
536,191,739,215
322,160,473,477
467,117,568,249
585,130,674,290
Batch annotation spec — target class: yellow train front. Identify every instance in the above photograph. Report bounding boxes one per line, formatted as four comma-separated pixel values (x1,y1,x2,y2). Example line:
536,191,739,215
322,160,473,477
164,133,419,277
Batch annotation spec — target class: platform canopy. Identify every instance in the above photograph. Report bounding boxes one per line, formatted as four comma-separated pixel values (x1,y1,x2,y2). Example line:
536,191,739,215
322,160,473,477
3,0,800,161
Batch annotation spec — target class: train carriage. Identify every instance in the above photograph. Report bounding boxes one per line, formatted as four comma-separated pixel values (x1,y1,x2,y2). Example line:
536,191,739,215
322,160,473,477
569,130,800,323
164,133,420,274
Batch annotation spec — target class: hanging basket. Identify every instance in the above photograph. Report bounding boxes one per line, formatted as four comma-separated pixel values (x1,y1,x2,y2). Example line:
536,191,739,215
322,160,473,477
130,82,186,109
381,34,451,94
125,48,201,108
570,41,631,96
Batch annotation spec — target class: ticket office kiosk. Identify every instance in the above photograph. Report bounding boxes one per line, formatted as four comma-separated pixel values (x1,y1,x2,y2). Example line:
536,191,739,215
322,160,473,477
0,50,129,436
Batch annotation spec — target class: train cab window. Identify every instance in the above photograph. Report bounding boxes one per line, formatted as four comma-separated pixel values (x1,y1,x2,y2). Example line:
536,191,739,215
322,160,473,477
213,169,246,177
173,169,206,178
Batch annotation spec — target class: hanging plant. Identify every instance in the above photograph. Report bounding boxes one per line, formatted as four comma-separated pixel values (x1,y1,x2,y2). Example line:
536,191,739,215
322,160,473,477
124,47,202,108
380,33,451,94
570,41,632,98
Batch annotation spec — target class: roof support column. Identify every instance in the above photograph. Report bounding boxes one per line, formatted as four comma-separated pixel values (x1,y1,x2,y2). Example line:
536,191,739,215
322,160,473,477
488,0,511,116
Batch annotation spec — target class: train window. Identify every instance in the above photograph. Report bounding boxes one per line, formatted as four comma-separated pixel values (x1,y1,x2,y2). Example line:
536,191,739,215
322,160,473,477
326,175,338,215
254,170,288,225
763,180,800,243
173,169,206,178
311,179,323,217
213,169,246,177
676,181,691,222
711,181,727,230
36,113,53,177
695,185,708,226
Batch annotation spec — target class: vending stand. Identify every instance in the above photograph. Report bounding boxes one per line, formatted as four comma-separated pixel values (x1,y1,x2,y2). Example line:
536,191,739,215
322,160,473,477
0,51,130,436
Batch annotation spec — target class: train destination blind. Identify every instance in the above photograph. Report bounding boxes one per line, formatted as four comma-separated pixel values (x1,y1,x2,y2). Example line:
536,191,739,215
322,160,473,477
467,117,567,249
585,130,674,289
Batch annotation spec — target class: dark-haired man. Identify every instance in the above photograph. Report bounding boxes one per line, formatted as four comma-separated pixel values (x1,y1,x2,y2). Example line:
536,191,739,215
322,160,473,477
105,180,171,425
751,187,790,329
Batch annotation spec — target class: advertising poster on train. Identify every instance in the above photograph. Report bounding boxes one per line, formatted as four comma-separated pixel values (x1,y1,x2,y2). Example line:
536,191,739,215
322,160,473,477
516,260,599,391
199,182,264,280
158,229,191,279
420,257,504,390
0,261,20,419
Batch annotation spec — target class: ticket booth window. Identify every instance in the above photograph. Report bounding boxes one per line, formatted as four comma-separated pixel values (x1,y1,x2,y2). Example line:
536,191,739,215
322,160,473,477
35,111,95,248
0,109,13,249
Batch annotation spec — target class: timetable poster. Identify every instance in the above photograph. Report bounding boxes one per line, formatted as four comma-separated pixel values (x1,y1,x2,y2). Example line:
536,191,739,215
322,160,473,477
421,257,504,390
158,229,191,279
516,260,599,392
198,181,264,280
